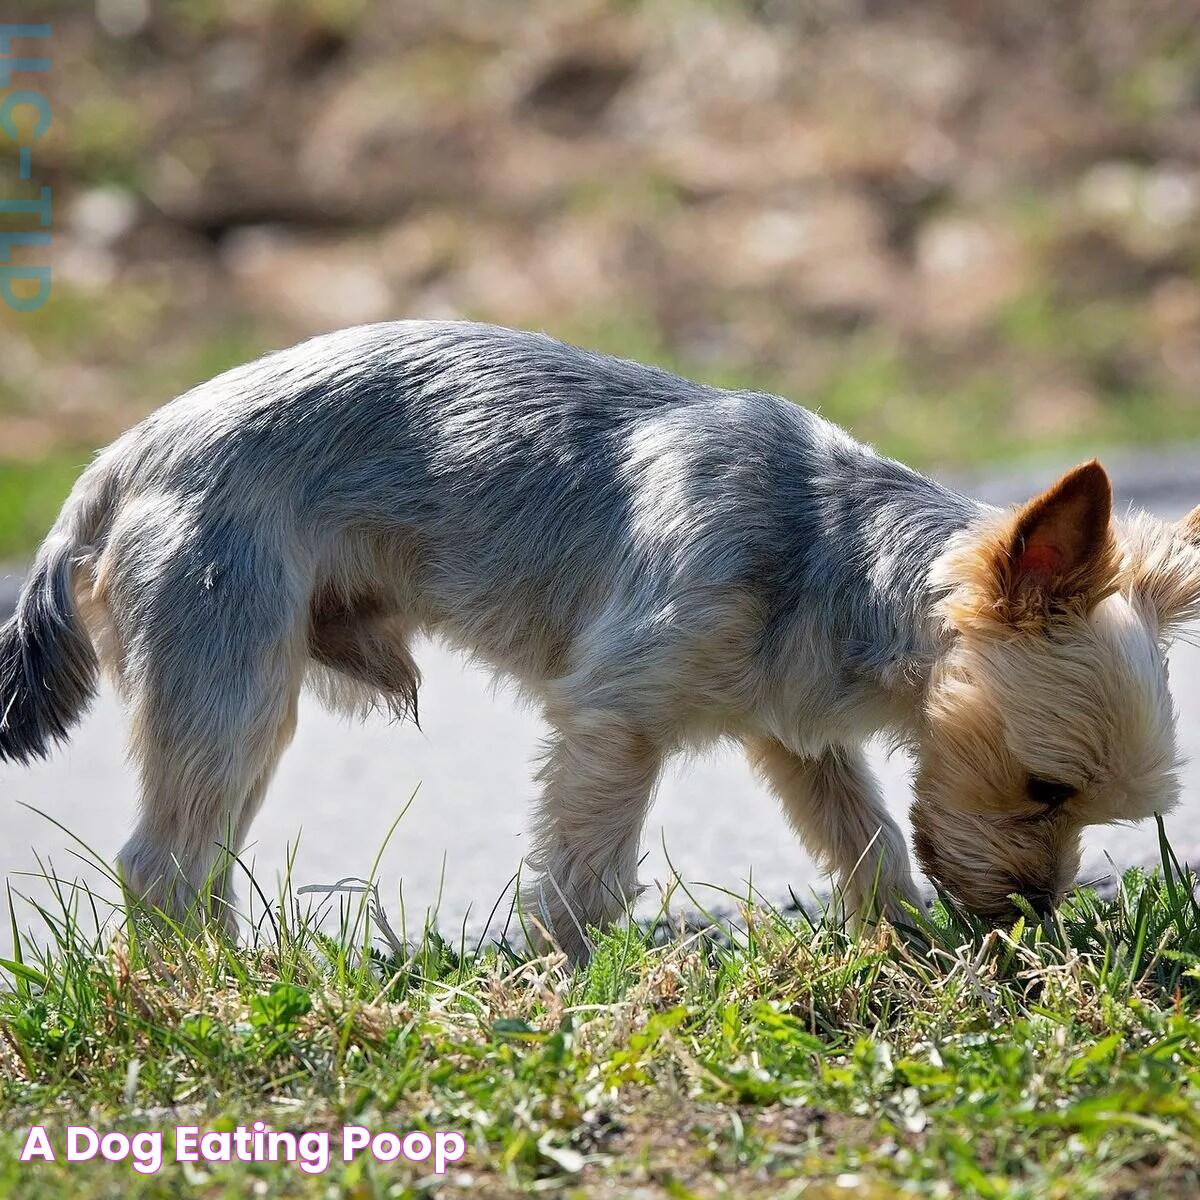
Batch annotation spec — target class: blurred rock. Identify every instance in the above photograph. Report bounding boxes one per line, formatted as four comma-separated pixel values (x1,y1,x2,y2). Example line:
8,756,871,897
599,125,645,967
299,73,485,221
1149,276,1200,385
1015,381,1101,439
57,185,140,292
53,242,118,292
781,191,901,322
69,186,140,248
1078,161,1200,257
1150,276,1200,336
95,0,150,39
517,51,637,136
203,39,264,104
379,215,466,288
1051,229,1164,300
670,190,900,323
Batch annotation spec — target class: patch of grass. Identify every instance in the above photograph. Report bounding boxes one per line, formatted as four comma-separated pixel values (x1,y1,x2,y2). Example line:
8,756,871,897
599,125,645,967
169,0,370,36
4,826,1200,1196
1110,30,1200,119
565,168,687,221
995,290,1141,362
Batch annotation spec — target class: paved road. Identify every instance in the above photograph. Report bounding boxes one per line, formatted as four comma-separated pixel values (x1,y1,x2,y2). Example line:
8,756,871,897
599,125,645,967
2,450,1198,947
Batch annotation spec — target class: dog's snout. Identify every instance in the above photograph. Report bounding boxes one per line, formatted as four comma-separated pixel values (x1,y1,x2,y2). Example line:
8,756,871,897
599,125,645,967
1021,889,1057,917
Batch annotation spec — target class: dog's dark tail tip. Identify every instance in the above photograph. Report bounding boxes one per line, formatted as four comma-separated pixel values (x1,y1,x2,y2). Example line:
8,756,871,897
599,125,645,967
0,546,98,766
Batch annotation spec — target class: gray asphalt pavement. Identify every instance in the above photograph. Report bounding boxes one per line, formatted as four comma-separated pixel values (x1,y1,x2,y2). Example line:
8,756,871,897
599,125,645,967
2,449,1198,945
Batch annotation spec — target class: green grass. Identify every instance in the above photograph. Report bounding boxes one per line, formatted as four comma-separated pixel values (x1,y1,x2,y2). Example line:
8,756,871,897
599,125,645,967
4,825,1200,1197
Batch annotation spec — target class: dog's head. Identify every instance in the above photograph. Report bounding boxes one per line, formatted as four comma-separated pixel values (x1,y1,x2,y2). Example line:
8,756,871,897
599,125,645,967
911,461,1200,919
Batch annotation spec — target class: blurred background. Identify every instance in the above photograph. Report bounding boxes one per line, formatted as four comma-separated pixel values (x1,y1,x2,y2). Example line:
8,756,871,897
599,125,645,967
4,0,1200,561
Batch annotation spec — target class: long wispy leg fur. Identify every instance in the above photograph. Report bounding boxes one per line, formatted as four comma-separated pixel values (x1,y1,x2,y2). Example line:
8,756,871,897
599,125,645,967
109,523,310,930
520,713,662,963
745,737,919,927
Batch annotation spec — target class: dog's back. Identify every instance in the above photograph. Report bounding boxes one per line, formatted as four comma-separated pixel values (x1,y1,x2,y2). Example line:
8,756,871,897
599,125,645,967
2,320,964,764
0,319,967,945
71,321,860,685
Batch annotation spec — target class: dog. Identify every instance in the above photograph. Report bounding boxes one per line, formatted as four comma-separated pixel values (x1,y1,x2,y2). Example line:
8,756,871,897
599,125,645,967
1,321,1196,959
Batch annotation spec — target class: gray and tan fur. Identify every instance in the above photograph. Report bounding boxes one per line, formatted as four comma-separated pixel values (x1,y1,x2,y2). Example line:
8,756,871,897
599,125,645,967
2,321,1198,959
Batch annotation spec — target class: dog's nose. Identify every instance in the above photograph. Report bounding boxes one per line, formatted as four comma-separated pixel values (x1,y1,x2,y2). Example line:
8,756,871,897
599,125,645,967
1022,890,1057,916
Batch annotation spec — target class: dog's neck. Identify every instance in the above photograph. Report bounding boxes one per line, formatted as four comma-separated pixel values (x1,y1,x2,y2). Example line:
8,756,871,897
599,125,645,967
782,446,989,739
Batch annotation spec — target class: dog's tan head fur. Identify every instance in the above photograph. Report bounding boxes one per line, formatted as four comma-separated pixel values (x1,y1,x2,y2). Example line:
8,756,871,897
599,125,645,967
912,461,1200,918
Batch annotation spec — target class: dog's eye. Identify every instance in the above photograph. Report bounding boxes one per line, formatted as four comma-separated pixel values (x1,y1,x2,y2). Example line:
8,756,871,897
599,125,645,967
1026,776,1076,808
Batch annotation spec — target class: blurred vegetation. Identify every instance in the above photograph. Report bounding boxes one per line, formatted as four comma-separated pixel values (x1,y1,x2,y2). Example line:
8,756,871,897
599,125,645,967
3,0,1200,555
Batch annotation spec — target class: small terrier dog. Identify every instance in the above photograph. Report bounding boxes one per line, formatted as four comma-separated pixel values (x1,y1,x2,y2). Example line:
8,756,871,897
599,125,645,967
1,322,1196,959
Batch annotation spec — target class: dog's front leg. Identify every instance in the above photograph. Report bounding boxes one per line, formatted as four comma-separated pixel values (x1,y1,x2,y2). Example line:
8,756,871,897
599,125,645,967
520,715,662,965
745,737,920,928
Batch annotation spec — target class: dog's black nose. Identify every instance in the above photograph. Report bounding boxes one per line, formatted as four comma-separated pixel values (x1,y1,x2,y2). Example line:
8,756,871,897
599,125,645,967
1023,890,1056,916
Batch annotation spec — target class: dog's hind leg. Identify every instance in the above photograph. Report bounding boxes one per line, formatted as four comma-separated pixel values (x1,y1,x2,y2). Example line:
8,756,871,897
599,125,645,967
519,714,662,964
118,645,304,930
223,685,301,909
112,537,308,931
745,738,920,928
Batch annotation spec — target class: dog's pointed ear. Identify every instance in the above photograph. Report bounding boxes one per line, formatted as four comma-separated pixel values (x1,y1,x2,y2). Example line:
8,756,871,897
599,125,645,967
1181,504,1200,547
1125,503,1200,630
932,460,1120,631
1001,460,1117,611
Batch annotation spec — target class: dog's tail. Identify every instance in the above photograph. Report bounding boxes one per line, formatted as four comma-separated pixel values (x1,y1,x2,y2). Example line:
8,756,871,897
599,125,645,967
0,459,116,764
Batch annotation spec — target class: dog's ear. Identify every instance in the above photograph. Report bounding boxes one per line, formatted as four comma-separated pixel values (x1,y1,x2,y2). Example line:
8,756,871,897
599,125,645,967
934,460,1121,631
1182,504,1200,548
999,460,1117,615
1124,503,1200,630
